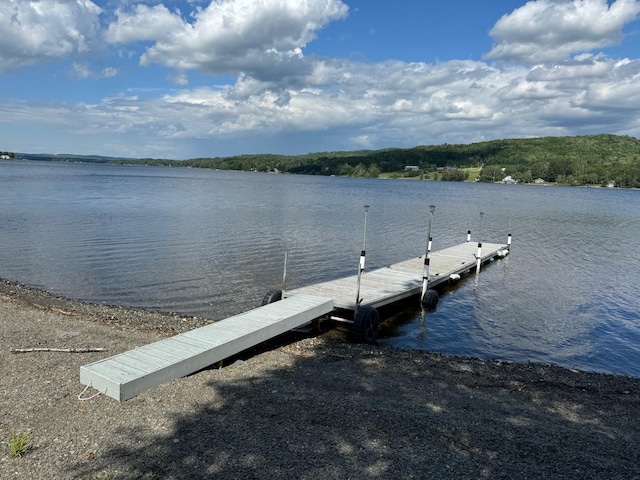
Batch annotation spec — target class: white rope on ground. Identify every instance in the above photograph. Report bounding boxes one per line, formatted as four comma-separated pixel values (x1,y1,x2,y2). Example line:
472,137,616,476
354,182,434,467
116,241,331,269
78,383,106,401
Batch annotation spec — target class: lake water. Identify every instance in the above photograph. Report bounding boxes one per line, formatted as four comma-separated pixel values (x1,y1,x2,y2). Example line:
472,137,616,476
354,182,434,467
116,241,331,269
1,160,639,377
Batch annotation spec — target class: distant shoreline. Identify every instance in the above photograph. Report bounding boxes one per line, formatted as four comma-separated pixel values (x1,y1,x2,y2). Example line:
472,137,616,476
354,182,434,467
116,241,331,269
4,133,640,188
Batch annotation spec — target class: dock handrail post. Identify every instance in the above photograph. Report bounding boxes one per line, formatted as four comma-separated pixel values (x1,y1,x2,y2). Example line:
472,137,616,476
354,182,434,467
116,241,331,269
476,211,484,272
355,205,370,314
282,251,288,292
421,204,436,303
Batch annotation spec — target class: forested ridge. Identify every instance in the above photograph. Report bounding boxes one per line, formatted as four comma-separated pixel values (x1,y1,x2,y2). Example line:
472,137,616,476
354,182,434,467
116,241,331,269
139,134,640,187
9,134,640,188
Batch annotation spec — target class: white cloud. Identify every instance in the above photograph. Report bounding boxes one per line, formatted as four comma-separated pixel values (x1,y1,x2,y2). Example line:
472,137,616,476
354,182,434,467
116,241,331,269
5,50,640,157
72,62,93,79
101,67,118,78
104,4,186,44
70,62,118,79
59,55,640,144
0,0,102,73
105,0,348,80
167,72,189,86
2,0,640,157
485,0,640,64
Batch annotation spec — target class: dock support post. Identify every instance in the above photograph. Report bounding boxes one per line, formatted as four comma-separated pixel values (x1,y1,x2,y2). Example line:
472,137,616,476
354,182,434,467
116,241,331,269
467,230,471,242
421,204,436,304
476,212,484,272
282,251,288,292
355,205,370,314
507,233,512,247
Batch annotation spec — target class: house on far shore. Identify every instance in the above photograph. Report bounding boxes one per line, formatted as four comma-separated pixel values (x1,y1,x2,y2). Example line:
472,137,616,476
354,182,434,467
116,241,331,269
0,154,11,160
534,178,545,184
437,166,458,174
501,175,517,184
404,165,420,172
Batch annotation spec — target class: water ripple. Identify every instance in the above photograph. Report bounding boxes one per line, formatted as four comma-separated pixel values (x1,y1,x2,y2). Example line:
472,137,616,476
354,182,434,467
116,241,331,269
1,161,639,376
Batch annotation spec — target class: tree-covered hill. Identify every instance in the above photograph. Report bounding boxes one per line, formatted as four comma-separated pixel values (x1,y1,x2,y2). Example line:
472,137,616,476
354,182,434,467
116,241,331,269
167,134,640,187
471,134,640,187
9,134,640,188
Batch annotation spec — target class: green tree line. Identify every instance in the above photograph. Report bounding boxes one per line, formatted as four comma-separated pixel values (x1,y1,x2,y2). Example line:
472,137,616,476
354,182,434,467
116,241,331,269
473,135,640,187
17,134,640,188
161,134,640,187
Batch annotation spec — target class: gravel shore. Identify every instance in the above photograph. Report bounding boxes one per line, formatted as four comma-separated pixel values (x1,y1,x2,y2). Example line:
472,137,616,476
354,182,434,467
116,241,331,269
1,278,639,479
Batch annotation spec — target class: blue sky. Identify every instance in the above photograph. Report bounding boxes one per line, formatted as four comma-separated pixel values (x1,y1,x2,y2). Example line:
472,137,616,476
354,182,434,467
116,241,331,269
2,0,640,159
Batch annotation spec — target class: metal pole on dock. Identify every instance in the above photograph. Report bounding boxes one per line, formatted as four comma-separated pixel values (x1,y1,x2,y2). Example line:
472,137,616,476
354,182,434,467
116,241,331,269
421,204,436,303
282,251,288,292
355,205,370,312
476,211,484,272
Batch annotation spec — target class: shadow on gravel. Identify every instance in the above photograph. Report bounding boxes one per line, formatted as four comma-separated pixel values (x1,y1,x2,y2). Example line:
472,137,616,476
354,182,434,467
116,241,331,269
71,339,640,479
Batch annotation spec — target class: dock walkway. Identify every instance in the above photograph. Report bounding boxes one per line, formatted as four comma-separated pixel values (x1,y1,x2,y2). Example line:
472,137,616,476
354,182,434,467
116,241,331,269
285,241,508,311
80,294,333,401
80,240,508,401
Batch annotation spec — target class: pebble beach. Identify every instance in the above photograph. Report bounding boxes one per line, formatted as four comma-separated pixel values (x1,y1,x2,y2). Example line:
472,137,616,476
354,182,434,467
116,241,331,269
1,278,639,479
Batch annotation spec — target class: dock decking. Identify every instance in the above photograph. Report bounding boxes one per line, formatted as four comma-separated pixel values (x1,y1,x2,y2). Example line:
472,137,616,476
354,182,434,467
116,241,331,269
284,241,508,311
80,239,509,401
80,294,333,401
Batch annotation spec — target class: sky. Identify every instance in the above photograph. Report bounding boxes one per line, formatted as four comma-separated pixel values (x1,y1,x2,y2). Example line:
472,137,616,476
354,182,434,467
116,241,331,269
1,0,640,159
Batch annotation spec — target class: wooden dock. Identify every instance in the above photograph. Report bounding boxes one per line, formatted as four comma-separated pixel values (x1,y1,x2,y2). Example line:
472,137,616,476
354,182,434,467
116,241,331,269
80,294,333,401
80,239,509,401
284,241,509,311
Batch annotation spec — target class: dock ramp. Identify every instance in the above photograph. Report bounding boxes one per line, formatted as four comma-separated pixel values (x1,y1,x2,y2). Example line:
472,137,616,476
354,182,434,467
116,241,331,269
80,294,333,401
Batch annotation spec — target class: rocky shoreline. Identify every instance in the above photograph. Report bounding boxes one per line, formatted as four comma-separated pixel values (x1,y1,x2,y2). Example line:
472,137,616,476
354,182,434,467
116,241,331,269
1,278,639,479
